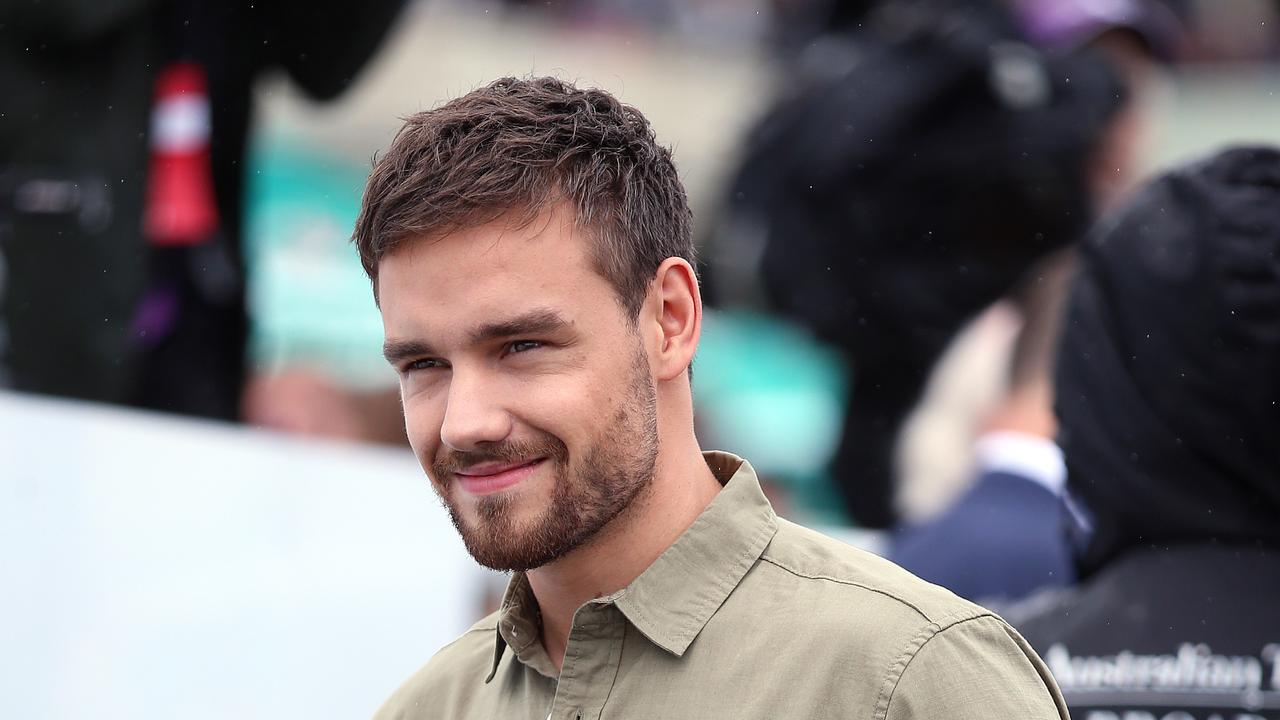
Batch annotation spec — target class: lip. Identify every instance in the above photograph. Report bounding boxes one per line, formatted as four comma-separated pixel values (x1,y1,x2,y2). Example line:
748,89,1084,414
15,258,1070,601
454,458,545,496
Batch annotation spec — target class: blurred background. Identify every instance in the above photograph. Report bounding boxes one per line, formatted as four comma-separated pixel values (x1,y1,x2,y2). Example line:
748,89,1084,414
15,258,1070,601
3,0,1280,717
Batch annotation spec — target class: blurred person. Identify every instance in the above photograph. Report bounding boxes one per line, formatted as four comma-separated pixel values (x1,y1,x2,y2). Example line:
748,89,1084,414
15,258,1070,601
1014,0,1181,206
888,0,1182,600
240,367,407,444
1003,146,1280,720
0,0,404,432
888,0,1179,528
704,0,1127,527
355,76,1071,720
889,259,1077,603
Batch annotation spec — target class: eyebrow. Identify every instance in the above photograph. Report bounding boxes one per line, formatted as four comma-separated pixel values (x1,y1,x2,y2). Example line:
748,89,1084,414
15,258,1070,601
382,308,573,366
382,338,437,367
469,308,572,346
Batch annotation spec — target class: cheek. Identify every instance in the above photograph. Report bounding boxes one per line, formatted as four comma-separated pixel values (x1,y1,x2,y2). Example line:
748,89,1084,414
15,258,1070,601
402,392,445,461
500,378,591,444
521,370,619,439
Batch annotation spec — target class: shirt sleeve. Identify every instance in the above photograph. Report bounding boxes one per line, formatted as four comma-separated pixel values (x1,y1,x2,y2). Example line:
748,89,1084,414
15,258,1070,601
880,614,1069,720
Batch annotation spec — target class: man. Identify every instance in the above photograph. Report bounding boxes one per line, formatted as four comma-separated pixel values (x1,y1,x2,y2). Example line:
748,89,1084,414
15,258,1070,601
353,76,1069,719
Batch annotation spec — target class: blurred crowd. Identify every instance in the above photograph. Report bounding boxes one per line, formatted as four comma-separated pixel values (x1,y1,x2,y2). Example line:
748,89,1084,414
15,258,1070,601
3,0,1279,718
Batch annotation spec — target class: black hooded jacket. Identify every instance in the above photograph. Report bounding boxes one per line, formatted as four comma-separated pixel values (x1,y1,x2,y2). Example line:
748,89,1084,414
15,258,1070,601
1056,146,1280,573
1013,146,1280,720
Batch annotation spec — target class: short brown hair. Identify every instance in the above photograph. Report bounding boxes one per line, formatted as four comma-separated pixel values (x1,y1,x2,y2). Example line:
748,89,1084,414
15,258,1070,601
352,76,695,317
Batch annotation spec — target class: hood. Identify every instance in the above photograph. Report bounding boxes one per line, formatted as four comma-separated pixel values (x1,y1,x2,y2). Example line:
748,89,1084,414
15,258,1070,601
1056,146,1280,577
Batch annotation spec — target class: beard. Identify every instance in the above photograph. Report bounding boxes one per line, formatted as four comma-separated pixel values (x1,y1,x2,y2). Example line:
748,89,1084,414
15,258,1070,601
430,347,659,571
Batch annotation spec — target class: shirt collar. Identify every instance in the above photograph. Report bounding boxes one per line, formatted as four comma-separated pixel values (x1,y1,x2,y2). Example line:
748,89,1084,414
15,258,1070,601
487,451,778,681
488,572,557,681
611,451,778,656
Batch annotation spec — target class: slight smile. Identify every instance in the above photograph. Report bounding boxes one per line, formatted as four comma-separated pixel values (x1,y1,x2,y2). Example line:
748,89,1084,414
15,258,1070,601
454,458,546,496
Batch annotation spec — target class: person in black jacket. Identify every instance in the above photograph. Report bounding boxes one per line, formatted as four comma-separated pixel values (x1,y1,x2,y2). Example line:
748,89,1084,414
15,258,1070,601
0,0,405,420
1007,146,1280,720
704,0,1126,526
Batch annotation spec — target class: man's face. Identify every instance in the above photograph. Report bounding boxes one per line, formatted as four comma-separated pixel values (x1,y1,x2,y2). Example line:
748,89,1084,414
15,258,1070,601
378,204,659,571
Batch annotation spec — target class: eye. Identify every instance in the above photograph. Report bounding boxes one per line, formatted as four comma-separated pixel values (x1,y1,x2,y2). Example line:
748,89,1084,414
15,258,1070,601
507,340,543,355
404,357,447,372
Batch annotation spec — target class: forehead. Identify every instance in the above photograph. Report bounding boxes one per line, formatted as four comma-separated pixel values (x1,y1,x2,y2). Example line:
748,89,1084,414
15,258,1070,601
376,204,618,337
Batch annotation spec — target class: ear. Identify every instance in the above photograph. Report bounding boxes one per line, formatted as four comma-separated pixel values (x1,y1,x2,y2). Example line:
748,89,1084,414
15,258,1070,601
646,257,702,382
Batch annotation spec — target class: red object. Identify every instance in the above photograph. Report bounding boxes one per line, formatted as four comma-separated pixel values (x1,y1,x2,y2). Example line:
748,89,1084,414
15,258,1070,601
143,62,219,246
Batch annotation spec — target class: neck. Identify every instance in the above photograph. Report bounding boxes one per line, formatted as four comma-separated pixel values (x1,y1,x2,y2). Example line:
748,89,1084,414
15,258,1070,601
526,400,720,672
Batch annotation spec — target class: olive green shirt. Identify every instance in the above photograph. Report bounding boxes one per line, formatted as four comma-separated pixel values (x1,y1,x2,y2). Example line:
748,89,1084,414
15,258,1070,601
375,452,1069,720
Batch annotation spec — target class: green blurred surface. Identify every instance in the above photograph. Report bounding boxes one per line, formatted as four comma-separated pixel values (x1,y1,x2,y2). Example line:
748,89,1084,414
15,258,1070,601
244,133,390,388
694,310,850,525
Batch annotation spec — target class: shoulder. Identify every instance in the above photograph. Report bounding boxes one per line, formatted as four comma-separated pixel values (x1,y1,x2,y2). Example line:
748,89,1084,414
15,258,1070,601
759,518,991,624
372,612,500,720
751,520,1067,719
879,612,1068,719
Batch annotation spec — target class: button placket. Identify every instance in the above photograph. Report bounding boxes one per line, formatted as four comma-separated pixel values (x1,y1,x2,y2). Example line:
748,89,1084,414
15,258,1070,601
547,603,625,720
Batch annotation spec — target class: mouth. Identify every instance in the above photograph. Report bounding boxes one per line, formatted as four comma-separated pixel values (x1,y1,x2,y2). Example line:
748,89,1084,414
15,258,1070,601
453,457,546,496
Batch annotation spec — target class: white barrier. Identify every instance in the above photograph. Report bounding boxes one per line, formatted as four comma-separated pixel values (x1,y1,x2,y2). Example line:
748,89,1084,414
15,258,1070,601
0,391,491,720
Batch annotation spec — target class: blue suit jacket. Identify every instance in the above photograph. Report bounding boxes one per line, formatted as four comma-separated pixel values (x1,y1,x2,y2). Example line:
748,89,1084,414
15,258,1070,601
889,470,1075,603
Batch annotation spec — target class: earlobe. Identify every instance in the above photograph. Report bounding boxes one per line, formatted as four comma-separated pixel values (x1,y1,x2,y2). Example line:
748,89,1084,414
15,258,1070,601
651,258,702,382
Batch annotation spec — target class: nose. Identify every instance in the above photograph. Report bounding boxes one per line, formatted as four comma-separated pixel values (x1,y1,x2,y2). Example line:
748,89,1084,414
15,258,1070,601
439,369,513,452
